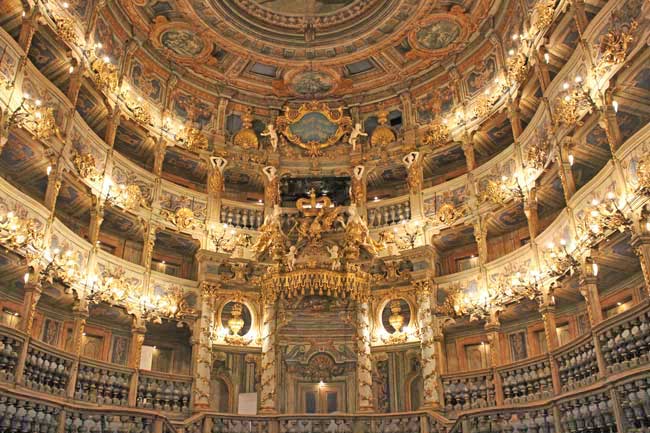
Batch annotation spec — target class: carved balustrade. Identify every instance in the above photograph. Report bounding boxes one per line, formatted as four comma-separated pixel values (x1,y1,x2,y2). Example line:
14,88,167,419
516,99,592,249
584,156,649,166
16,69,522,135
617,373,650,432
64,410,156,433
23,340,75,396
137,372,192,415
74,358,133,406
0,327,24,383
553,334,599,392
557,391,617,433
596,300,650,375
220,201,264,230
0,393,60,433
497,356,553,404
450,407,555,433
441,370,496,413
367,198,411,228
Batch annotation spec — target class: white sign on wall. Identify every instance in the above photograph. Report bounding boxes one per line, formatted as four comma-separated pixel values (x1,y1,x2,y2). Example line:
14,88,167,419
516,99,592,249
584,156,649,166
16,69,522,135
238,393,258,415
140,345,155,370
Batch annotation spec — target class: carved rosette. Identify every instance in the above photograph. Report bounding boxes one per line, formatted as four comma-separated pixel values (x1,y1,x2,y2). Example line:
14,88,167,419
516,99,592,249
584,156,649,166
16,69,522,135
356,302,374,412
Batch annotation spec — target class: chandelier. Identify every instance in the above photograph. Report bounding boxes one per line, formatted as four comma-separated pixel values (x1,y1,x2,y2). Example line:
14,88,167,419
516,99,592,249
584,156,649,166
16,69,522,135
483,175,525,205
6,95,61,141
553,77,593,127
87,270,192,323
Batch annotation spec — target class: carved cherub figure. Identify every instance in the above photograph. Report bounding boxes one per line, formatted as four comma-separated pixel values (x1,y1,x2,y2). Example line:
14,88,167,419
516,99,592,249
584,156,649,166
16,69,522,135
261,123,279,152
285,245,297,271
348,122,367,152
327,245,341,271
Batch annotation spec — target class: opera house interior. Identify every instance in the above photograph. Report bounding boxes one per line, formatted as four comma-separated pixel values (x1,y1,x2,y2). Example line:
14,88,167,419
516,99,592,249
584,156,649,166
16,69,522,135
0,0,649,431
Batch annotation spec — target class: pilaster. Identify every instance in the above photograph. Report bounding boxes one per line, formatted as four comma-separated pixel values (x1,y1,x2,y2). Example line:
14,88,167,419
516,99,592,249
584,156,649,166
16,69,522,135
356,301,374,412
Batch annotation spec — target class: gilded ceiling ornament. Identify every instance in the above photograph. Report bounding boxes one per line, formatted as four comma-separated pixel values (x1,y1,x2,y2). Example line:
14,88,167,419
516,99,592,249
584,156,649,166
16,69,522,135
72,152,101,182
525,142,548,171
165,207,195,230
433,203,464,226
55,16,78,46
596,21,638,71
177,125,208,152
530,0,555,33
89,55,118,94
506,52,529,86
276,101,352,154
370,110,396,147
234,108,259,149
407,7,475,58
423,119,450,148
636,154,650,195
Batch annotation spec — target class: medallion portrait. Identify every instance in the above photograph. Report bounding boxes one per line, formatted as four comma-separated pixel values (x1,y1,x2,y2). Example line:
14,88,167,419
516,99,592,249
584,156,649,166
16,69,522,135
289,71,334,96
161,29,205,57
415,20,461,51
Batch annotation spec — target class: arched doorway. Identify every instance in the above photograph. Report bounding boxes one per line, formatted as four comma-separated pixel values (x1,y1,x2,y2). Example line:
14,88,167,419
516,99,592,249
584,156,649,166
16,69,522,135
210,376,232,413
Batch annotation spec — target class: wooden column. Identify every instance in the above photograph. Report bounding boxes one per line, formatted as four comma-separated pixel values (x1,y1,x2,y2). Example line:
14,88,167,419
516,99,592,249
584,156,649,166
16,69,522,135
127,318,146,406
403,152,424,219
66,301,89,398
141,222,158,268
356,300,374,412
461,135,477,172
88,198,105,245
104,109,121,149
44,161,64,212
599,90,623,154
556,137,577,202
415,280,443,410
260,298,278,414
66,58,84,107
540,302,562,395
15,273,42,385
473,217,489,266
485,310,504,405
524,186,539,241
192,283,215,411
18,8,40,54
579,258,603,326
631,232,650,295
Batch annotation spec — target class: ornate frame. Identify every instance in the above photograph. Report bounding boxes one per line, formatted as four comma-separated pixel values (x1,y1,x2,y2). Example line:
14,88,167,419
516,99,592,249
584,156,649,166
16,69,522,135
276,101,352,152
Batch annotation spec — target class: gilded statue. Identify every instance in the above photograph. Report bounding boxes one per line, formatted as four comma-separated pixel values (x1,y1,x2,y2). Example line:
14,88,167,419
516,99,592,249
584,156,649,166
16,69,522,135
261,123,279,152
403,151,423,193
251,205,286,260
262,166,280,207
292,189,343,245
342,203,382,260
208,156,227,193
349,122,367,152
350,165,366,205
